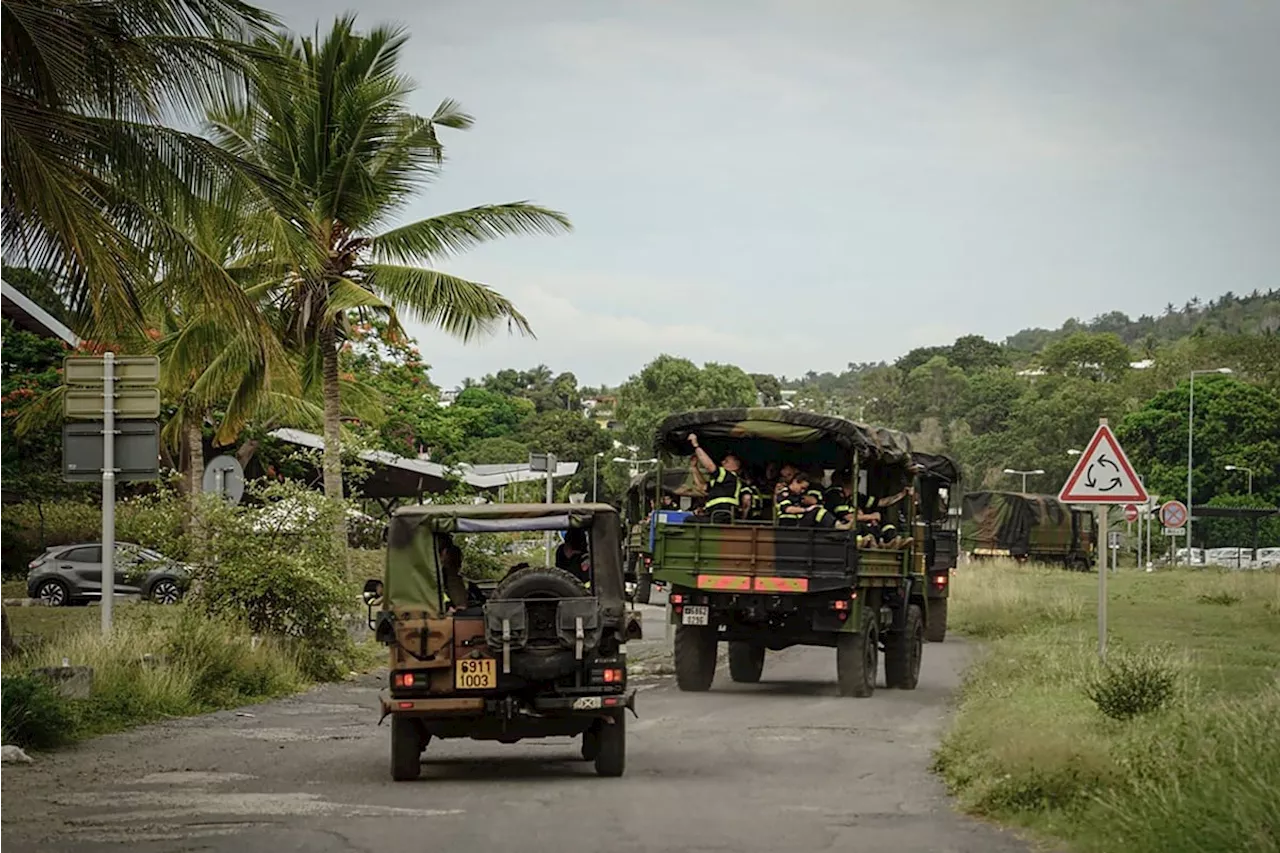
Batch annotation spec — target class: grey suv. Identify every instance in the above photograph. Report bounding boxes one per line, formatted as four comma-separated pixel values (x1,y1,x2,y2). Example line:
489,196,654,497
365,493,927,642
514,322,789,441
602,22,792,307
26,543,187,606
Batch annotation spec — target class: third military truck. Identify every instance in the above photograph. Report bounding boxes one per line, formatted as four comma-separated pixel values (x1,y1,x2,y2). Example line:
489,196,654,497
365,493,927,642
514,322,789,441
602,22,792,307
649,408,937,697
962,490,1096,570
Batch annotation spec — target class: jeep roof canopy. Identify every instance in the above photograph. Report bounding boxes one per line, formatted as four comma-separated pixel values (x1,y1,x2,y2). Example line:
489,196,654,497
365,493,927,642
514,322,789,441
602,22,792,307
385,503,625,618
654,407,913,470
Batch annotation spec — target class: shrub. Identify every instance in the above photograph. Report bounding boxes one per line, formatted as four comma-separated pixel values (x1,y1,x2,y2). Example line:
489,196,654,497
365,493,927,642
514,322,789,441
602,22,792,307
1085,647,1179,720
1,673,72,749
187,481,356,680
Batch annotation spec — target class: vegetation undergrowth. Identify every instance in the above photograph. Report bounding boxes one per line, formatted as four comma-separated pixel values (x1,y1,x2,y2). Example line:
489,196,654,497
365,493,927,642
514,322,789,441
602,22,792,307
935,559,1280,853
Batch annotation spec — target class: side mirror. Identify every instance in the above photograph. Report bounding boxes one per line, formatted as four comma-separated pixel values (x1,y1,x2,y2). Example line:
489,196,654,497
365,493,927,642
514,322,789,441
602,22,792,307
362,578,384,606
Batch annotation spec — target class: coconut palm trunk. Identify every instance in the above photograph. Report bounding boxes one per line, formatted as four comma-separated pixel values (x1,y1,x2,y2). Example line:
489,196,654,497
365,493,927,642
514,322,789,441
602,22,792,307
186,417,205,500
320,320,347,554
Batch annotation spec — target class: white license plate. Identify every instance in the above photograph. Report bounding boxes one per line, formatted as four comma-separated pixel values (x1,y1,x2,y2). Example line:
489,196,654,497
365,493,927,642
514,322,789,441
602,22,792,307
682,605,709,626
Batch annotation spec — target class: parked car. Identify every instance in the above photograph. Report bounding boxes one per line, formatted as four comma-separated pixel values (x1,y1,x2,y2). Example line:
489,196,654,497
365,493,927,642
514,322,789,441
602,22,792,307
1256,547,1280,569
26,543,188,607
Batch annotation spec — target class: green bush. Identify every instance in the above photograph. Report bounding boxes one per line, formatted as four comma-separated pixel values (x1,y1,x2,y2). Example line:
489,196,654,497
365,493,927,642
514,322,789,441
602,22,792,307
1,673,72,749
1085,648,1179,721
188,481,356,680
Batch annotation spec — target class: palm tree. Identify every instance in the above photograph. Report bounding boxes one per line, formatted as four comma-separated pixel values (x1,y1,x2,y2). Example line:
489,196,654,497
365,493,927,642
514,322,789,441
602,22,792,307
210,15,571,547
1,0,278,343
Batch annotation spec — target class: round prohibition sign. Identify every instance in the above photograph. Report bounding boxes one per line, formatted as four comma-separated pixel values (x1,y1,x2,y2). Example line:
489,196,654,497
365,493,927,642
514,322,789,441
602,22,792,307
1160,500,1188,528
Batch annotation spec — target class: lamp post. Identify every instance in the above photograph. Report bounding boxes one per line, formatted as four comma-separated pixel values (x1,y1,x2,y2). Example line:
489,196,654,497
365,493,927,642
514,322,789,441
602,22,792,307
1188,368,1233,564
1224,464,1253,495
1003,467,1045,493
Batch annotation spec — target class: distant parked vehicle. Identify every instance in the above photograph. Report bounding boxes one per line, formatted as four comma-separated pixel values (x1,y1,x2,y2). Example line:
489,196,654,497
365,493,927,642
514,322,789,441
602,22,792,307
1256,548,1280,569
26,543,188,607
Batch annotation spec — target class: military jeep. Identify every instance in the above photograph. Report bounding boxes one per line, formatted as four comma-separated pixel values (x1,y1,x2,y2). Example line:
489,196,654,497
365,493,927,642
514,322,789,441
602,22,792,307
364,503,636,780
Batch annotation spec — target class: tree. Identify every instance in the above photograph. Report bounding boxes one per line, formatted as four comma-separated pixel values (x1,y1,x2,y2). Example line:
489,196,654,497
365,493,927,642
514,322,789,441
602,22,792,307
1040,332,1133,381
1117,377,1280,510
949,335,1006,372
750,373,783,406
2,0,278,342
213,16,571,549
615,355,756,449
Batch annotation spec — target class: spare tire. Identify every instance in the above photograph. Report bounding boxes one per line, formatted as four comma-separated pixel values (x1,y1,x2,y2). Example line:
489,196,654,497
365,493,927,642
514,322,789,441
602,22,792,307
489,567,590,682
493,566,587,601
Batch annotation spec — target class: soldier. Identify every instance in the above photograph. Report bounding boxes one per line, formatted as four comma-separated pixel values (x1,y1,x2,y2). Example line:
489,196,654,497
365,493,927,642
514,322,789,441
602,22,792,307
555,528,592,584
798,488,853,530
438,540,470,612
863,484,914,545
777,472,814,523
688,432,743,521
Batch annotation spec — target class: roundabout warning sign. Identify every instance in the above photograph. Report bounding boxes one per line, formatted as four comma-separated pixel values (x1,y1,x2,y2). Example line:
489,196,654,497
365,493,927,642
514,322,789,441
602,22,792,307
1058,423,1149,504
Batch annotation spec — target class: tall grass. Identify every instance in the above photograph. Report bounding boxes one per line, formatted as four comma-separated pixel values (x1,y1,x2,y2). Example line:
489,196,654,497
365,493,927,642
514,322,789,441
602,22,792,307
936,559,1280,853
3,606,304,747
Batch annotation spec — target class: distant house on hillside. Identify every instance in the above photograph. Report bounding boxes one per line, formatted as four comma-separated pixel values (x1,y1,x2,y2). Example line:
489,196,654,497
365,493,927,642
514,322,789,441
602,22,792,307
438,388,459,407
1017,359,1155,379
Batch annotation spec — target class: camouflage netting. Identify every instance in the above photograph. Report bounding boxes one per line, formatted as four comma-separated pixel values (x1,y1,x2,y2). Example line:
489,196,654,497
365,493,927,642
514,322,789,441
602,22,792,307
962,491,1075,556
385,503,625,616
654,408,913,470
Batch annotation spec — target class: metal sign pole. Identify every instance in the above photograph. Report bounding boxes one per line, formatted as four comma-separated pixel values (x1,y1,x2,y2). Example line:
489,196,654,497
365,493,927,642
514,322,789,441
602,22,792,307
544,452,556,568
1098,504,1108,661
101,352,116,635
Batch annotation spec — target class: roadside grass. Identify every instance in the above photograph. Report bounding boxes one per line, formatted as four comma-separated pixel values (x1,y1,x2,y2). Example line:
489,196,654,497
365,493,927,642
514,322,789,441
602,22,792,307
936,560,1280,853
3,605,306,749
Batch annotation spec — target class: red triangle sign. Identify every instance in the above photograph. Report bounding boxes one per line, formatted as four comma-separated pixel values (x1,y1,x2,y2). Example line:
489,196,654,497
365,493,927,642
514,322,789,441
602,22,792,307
1059,423,1149,504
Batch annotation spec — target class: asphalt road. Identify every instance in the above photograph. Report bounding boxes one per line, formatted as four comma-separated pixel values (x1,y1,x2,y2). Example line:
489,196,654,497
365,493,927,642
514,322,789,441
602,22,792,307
2,611,1029,853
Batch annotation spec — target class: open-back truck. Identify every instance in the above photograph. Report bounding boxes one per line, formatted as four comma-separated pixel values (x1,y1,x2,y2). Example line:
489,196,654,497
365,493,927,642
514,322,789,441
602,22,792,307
649,408,933,697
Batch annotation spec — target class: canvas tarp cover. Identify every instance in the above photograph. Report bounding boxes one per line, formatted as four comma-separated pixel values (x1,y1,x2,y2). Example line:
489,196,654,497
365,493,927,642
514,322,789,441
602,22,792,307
913,452,961,484
627,468,703,498
654,408,913,469
962,491,1071,555
384,503,625,616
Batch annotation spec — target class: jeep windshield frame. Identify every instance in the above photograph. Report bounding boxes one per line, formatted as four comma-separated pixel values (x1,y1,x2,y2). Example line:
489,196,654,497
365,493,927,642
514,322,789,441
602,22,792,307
384,503,625,621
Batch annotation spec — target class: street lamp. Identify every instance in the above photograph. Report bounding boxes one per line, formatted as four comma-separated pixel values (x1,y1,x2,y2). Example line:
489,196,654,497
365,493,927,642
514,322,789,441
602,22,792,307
1188,368,1233,564
1224,464,1254,495
1003,468,1045,493
1067,449,1081,456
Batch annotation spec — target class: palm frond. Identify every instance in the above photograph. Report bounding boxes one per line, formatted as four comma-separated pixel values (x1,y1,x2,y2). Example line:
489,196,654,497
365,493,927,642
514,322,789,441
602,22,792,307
369,203,572,265
364,264,534,342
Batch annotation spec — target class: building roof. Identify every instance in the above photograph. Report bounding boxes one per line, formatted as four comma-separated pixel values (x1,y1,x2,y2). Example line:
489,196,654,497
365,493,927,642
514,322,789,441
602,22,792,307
267,428,579,497
1,278,79,346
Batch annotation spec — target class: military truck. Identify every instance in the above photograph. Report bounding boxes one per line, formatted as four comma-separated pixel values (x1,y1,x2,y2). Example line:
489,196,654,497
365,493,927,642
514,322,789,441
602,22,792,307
363,503,636,780
962,491,1096,570
649,408,929,698
913,452,962,642
623,467,703,604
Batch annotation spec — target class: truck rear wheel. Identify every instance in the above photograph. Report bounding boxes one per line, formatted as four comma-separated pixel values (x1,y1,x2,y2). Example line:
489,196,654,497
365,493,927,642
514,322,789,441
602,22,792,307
836,612,877,698
675,624,717,691
925,599,948,642
594,714,625,777
728,642,765,683
635,572,652,605
390,716,424,781
885,604,924,689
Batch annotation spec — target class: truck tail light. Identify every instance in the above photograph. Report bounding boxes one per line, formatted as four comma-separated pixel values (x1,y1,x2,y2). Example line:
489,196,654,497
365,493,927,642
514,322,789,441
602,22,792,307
602,668,624,683
830,599,850,611
670,593,685,605
933,574,948,587
392,671,416,688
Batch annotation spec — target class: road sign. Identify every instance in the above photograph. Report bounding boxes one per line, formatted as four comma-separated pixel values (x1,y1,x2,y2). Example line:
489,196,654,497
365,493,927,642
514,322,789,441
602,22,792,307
63,355,160,386
528,452,551,472
62,422,160,482
1163,527,1186,536
63,387,161,419
1159,500,1188,528
1058,423,1149,504
203,455,246,505
1108,531,1122,548
1123,504,1139,523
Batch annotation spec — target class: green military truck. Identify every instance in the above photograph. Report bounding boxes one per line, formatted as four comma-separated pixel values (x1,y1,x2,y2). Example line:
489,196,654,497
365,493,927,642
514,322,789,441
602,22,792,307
649,408,929,698
913,452,962,642
962,490,1096,570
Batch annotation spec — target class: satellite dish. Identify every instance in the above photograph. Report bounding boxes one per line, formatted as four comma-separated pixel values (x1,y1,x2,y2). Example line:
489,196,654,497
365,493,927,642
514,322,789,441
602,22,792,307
202,455,245,505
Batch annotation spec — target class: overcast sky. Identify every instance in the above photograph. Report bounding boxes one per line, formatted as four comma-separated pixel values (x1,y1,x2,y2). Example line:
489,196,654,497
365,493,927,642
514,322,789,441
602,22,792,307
271,0,1279,389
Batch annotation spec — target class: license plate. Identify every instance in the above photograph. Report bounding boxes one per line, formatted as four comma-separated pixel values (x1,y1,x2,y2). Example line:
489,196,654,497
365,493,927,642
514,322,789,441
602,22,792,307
455,657,497,690
682,605,709,626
